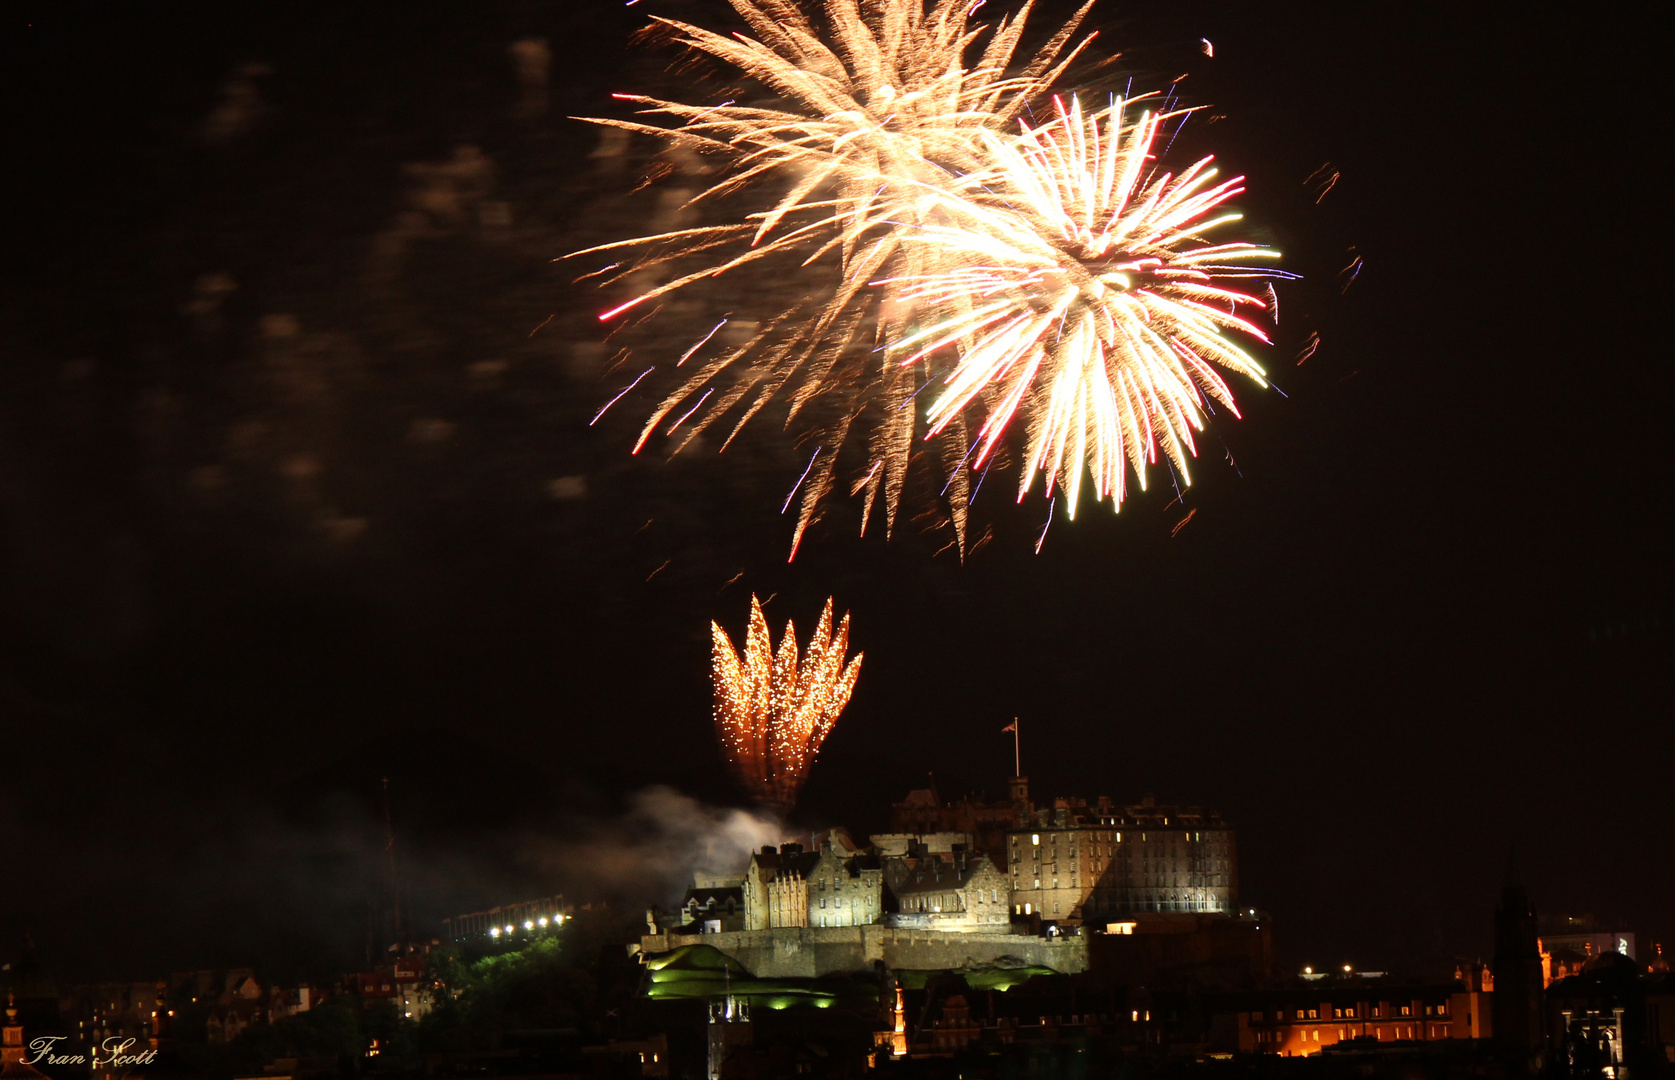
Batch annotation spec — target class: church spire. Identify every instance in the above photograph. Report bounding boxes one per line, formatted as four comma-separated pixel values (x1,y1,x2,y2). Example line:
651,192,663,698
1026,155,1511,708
1,993,48,1078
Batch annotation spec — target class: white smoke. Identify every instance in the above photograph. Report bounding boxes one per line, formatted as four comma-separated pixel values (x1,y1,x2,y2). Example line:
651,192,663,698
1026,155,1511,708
516,786,783,903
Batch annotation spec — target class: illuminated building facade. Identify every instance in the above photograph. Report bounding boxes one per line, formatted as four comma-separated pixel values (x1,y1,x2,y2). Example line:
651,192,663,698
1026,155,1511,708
1236,982,1489,1055
891,782,1237,926
882,850,1011,932
1006,794,1236,925
1541,918,1638,986
742,833,885,931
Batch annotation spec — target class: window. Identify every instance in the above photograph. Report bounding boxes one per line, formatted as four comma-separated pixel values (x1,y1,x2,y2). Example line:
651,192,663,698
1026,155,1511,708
1032,834,1040,845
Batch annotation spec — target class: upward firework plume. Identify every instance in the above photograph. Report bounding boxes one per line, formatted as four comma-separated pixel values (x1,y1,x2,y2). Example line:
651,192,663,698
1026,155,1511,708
712,595,863,815
572,0,1101,556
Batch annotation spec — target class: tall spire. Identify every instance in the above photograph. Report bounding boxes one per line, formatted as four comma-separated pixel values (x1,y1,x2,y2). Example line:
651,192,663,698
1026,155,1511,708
2,993,48,1078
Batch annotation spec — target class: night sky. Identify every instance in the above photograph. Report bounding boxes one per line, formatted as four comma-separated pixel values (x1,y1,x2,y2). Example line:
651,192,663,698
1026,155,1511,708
2,1,1667,985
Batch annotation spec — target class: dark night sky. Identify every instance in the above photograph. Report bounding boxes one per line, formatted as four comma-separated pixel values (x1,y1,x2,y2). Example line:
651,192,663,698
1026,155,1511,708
2,1,1668,985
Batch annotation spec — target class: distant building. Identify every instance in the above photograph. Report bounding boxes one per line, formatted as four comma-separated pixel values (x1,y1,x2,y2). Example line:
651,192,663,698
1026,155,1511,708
1541,915,1638,986
1546,949,1675,1077
203,973,264,1045
1232,980,1487,1054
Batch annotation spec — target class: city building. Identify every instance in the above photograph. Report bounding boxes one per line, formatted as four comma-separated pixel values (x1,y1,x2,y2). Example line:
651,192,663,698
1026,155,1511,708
1546,950,1675,1078
1541,915,1639,985
1233,980,1490,1055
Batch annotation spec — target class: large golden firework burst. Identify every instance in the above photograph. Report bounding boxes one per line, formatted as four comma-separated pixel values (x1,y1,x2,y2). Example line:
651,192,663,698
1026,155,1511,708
572,0,1099,556
885,94,1280,516
712,595,862,815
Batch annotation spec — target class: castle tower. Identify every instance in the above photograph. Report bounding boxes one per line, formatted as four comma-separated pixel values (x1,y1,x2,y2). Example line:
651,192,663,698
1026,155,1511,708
1008,775,1030,813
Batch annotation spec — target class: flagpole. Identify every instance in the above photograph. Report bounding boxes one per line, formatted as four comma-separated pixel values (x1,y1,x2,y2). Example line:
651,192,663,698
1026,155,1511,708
1013,717,1021,777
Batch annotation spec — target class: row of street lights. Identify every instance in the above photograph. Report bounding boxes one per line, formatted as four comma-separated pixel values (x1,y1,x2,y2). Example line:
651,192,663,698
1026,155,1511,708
488,914,566,938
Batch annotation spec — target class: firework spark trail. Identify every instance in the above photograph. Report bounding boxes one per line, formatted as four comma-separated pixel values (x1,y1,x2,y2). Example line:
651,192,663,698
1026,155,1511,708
712,595,862,815
570,0,1101,555
880,94,1281,518
591,367,656,425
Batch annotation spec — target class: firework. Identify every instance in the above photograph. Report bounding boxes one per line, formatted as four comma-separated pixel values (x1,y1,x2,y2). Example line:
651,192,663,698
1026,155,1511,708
884,95,1281,516
712,595,862,815
572,0,1099,555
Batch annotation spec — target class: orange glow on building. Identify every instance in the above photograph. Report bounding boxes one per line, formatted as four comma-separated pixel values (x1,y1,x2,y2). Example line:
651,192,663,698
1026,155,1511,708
1237,982,1492,1056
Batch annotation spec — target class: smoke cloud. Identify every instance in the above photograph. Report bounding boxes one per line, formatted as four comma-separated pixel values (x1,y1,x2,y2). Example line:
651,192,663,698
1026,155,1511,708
4,783,783,982
516,786,783,904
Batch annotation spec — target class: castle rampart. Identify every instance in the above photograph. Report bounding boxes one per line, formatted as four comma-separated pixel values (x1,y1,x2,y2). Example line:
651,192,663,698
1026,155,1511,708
640,924,1087,979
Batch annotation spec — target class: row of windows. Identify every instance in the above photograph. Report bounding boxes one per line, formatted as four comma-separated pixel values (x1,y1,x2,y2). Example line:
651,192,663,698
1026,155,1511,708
1252,1025,1443,1046
815,896,876,909
1253,1004,1430,1022
1014,830,1229,846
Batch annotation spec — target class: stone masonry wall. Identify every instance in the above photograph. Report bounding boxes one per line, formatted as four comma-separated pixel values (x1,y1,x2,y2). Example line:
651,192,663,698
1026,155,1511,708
643,925,1087,979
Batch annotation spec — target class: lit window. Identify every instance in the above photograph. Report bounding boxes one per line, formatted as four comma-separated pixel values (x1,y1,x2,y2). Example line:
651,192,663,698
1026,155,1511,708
1032,834,1040,845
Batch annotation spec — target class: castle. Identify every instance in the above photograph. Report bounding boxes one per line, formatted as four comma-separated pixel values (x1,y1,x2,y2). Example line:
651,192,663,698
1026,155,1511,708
645,777,1245,979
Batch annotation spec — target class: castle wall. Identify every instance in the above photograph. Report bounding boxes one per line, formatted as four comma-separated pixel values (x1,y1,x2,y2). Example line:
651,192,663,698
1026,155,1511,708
643,925,1087,979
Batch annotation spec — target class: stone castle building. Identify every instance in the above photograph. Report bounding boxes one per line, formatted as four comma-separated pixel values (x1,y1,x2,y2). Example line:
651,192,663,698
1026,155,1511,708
883,850,1011,932
742,831,885,930
891,779,1238,926
646,779,1245,980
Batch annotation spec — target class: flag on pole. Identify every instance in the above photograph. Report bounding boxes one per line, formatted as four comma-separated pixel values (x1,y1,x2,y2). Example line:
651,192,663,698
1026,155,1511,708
1001,721,1016,732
